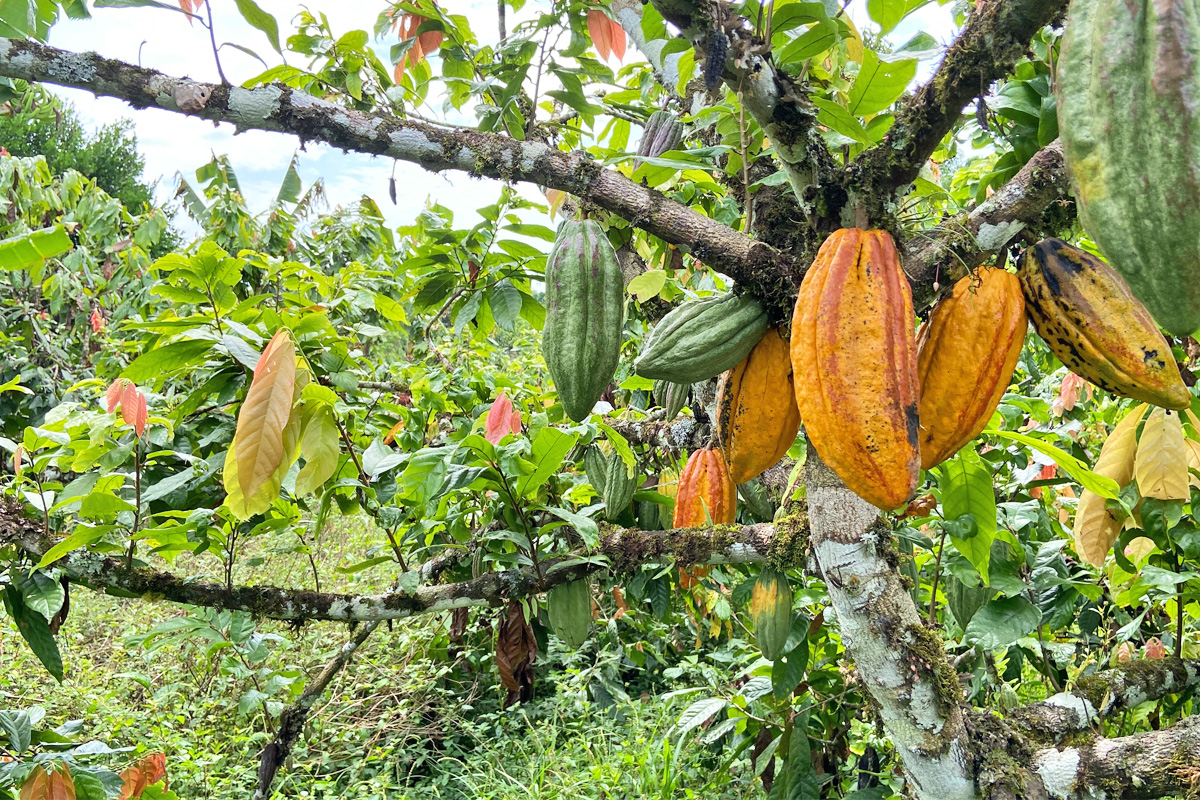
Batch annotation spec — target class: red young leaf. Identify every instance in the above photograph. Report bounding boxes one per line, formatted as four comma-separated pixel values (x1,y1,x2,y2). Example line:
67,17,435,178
508,408,522,436
485,391,515,444
90,308,105,333
13,444,23,475
119,752,167,799
1029,463,1056,499
587,9,613,61
120,383,148,437
1145,637,1167,659
608,17,626,62
105,379,125,414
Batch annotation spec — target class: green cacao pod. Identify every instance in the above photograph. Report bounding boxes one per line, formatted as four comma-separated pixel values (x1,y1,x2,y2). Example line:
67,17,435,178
585,445,638,521
654,380,690,420
1058,0,1200,335
749,567,792,661
547,580,592,649
1020,239,1189,409
542,220,625,421
636,110,684,167
634,293,769,384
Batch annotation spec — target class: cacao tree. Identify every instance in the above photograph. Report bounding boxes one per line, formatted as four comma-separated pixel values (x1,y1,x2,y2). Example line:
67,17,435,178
0,0,1199,798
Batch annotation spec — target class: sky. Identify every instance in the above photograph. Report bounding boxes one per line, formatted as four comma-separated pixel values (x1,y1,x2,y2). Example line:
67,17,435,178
41,1,959,237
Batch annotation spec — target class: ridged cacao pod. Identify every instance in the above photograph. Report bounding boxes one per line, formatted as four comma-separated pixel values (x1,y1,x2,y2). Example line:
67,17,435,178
791,228,920,510
636,110,684,167
749,567,793,661
654,380,690,420
673,449,737,526
716,328,801,484
547,580,591,649
916,268,1027,470
542,219,626,421
634,293,769,384
1057,0,1200,335
584,445,638,521
1019,239,1189,410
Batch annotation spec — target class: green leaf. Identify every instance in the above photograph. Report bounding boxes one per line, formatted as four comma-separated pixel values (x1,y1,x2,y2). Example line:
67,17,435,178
399,448,450,504
37,526,105,568
938,447,997,584
80,491,138,520
776,19,839,64
3,585,63,681
847,49,917,116
544,506,600,548
812,97,870,144
675,697,727,739
296,406,340,496
964,595,1041,650
232,0,281,52
867,0,929,34
0,226,72,270
772,638,809,700
769,713,819,800
516,428,578,496
489,280,523,332
596,422,636,478
122,339,216,383
628,270,667,302
987,428,1120,499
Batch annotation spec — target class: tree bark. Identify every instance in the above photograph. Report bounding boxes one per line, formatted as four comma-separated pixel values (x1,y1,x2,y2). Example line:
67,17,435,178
805,449,976,800
1,499,799,622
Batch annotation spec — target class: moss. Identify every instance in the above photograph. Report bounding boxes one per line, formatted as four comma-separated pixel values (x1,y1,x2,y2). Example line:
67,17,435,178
902,622,963,711
767,504,809,570
965,709,1037,797
599,522,737,575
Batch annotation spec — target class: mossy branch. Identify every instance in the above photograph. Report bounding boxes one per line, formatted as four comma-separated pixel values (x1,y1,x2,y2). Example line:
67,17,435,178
1,499,800,623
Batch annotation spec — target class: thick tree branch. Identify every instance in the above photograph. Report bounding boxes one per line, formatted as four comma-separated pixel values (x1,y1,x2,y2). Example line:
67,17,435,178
850,0,1069,212
904,140,1069,310
643,0,837,217
1009,656,1200,742
1,499,803,622
0,38,794,306
1028,715,1200,800
805,448,975,800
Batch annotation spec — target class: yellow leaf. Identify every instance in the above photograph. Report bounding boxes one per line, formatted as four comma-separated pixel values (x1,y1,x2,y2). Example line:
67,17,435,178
1074,404,1147,567
1135,407,1188,500
843,14,864,63
1186,437,1200,489
224,356,304,521
232,330,296,501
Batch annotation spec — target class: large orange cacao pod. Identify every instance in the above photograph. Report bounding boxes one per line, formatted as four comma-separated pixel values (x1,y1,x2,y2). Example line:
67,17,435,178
716,328,801,484
916,268,1027,470
673,449,737,526
791,228,920,509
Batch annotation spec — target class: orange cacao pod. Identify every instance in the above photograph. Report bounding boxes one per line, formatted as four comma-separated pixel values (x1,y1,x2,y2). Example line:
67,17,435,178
791,228,920,509
716,328,802,484
916,268,1027,470
673,449,737,526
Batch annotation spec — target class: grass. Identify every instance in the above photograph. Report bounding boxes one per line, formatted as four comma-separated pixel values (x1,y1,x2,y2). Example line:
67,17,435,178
2,515,766,799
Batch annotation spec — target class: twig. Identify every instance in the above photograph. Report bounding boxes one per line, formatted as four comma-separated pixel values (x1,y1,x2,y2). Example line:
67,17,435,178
203,0,229,85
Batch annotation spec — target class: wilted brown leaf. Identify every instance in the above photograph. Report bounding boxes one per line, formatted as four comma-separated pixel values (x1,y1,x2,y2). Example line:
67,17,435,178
495,601,537,707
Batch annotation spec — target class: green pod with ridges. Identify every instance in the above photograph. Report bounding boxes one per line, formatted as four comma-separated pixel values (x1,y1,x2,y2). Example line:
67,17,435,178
585,445,638,521
1057,0,1200,335
542,219,626,421
547,580,592,649
653,380,690,419
634,293,769,384
636,110,684,167
749,567,793,661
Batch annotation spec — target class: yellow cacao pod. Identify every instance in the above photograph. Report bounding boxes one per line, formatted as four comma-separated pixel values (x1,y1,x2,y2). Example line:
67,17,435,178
1020,239,1189,410
791,228,919,510
916,268,1027,470
716,328,801,484
673,449,737,527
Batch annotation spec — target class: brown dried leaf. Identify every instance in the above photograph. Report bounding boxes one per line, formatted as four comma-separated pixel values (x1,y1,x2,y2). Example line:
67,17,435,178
495,600,537,707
